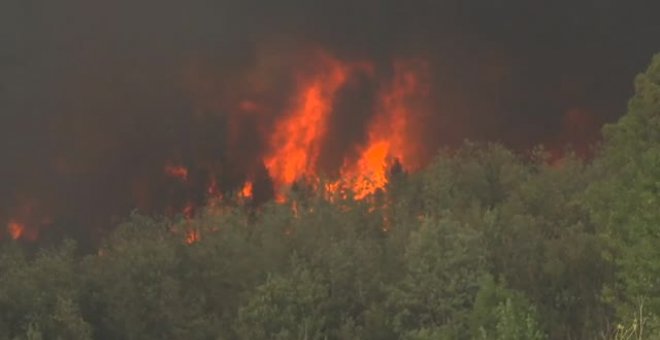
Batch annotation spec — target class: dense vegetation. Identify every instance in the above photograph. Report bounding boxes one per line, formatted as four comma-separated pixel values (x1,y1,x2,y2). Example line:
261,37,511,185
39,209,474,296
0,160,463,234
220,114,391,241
1,54,659,340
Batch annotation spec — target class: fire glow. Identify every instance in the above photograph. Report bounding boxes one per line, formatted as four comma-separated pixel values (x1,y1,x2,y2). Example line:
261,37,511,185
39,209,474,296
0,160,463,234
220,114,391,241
164,164,189,182
240,181,253,199
7,221,24,240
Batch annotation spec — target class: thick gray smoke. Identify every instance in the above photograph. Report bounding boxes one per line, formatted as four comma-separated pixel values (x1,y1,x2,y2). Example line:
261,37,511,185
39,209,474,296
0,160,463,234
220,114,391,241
1,0,659,243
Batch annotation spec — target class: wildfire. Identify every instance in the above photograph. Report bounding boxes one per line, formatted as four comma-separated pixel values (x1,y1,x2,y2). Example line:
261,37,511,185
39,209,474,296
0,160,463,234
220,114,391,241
6,48,433,243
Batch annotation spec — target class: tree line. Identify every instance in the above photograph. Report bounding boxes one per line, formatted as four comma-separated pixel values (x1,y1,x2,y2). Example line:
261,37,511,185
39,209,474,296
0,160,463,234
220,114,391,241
1,54,658,339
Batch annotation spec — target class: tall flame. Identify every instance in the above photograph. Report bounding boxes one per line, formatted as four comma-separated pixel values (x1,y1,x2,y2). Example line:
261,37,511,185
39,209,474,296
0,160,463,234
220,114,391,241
263,52,350,198
336,60,430,199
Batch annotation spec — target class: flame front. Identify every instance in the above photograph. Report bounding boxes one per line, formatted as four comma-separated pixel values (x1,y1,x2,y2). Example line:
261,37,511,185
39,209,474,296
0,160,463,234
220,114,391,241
7,49,434,242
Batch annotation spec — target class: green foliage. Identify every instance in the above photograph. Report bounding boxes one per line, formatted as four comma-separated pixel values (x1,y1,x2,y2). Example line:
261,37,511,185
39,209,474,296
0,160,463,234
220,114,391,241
587,53,660,335
0,241,92,340
387,217,485,339
492,155,611,338
83,216,210,339
420,143,528,215
236,257,328,339
493,298,544,340
470,275,545,340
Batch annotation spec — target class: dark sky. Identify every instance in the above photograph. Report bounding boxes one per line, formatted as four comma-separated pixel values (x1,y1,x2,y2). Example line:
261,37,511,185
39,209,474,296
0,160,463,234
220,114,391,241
1,0,659,240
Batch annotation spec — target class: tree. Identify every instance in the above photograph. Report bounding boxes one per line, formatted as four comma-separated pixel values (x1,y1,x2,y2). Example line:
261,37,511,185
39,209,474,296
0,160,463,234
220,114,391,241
489,155,611,338
236,257,329,340
470,275,545,340
386,217,486,339
588,53,660,336
0,241,92,340
82,214,211,339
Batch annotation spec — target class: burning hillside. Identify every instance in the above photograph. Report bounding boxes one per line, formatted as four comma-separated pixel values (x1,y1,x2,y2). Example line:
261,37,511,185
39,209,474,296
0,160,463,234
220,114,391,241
2,47,435,242
3,1,659,243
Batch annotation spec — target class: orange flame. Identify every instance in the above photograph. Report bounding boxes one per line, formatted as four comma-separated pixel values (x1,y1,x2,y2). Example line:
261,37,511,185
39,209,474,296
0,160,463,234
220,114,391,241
164,164,189,182
182,202,201,244
342,141,392,199
240,181,253,199
7,221,24,240
4,198,50,241
185,228,200,244
335,60,430,199
263,52,351,196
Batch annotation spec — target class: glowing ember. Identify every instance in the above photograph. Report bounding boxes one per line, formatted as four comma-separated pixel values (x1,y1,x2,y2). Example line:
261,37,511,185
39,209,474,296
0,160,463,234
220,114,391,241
183,202,195,219
185,228,200,244
207,177,219,196
7,221,24,240
181,202,200,244
164,164,189,181
274,192,287,204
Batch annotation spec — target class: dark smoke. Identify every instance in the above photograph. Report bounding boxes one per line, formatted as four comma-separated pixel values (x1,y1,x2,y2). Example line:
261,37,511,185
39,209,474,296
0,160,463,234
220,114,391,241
1,0,659,243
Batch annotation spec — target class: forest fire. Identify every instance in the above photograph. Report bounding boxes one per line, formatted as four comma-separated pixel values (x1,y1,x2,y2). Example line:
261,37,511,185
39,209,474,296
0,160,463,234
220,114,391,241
2,3,657,337
1,48,435,242
122,50,434,244
0,43,606,244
